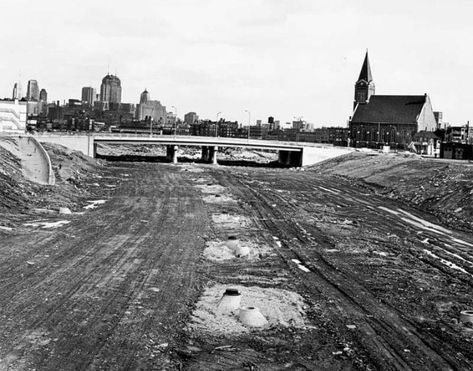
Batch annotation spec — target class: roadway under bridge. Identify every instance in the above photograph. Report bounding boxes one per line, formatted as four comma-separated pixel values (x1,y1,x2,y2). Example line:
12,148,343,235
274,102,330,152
33,133,352,167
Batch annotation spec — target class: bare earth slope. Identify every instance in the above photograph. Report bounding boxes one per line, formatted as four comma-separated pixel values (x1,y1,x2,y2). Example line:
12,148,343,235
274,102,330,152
312,151,473,232
0,148,472,370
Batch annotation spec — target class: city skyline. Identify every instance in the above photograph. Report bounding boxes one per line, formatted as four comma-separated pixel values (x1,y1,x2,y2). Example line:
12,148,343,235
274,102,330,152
1,0,472,126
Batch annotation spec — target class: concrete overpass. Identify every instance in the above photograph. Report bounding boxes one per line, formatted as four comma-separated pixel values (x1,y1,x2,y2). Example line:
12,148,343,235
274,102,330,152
34,133,352,167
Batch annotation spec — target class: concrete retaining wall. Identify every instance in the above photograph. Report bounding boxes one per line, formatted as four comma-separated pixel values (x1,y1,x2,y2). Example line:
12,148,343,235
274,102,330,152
27,136,55,185
35,134,93,157
301,146,352,166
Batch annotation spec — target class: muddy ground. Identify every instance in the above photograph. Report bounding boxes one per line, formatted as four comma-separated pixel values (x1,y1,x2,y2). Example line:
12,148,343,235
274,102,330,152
0,145,472,370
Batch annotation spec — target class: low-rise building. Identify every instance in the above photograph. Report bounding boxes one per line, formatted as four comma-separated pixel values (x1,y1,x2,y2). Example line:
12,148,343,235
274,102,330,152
0,99,27,132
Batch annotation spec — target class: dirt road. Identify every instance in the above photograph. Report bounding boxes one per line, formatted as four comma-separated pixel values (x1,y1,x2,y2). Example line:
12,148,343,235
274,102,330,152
0,163,208,370
1,161,472,370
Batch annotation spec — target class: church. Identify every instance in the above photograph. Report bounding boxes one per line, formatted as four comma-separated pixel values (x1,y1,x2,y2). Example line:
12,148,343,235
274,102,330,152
349,52,438,148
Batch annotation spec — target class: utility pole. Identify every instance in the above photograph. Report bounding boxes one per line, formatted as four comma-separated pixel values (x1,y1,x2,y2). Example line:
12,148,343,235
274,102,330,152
172,106,177,137
216,112,221,137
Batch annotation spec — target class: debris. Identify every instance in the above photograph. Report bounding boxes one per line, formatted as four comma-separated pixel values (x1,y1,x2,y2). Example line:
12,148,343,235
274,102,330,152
59,207,72,214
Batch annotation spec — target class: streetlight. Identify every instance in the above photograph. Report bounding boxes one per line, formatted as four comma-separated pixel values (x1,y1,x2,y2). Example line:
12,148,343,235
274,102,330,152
244,109,251,139
216,112,221,137
171,105,177,137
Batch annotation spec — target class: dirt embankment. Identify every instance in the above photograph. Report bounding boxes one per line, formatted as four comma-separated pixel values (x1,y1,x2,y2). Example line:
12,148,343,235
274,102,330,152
0,140,103,227
313,151,473,232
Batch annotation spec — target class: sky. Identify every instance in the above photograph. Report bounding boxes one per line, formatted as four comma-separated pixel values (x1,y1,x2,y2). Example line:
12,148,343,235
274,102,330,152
1,0,472,127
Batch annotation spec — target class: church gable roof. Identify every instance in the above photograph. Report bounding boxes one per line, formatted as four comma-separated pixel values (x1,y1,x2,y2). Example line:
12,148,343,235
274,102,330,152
351,95,427,124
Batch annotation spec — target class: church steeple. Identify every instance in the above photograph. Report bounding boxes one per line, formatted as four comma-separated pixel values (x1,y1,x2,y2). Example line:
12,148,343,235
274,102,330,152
354,50,375,110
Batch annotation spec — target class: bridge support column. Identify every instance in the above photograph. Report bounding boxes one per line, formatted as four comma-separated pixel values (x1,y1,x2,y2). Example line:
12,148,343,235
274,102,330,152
209,146,218,165
166,145,178,163
88,135,96,157
201,146,209,162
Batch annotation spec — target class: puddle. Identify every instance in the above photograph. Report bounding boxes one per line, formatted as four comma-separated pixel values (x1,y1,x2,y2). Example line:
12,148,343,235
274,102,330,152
0,226,13,231
23,220,70,229
423,249,472,276
450,237,473,248
83,200,107,210
291,259,311,272
378,206,399,215
189,284,307,335
318,186,340,195
398,209,452,235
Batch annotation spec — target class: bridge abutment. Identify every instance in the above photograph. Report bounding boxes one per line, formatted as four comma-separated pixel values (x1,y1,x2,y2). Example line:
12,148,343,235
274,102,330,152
278,150,303,167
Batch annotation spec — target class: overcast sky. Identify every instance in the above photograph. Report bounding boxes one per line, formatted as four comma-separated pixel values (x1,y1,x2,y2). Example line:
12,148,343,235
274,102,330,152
1,0,472,126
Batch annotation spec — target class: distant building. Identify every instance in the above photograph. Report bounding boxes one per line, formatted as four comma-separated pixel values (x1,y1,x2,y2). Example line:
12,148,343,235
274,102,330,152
81,87,96,106
184,112,199,125
139,89,150,104
292,120,307,131
192,120,239,137
445,124,471,144
27,80,40,101
434,111,443,129
12,82,21,100
349,51,437,148
100,74,121,103
0,99,27,132
26,101,40,116
270,120,280,131
136,89,166,123
39,89,47,103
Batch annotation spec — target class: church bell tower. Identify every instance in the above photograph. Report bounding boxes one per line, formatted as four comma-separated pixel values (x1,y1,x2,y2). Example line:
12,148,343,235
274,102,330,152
354,51,375,110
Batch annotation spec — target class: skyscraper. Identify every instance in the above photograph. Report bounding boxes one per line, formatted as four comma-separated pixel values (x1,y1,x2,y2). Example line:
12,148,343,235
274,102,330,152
81,87,96,106
140,89,150,104
12,82,20,100
136,89,166,123
39,89,47,102
100,74,121,103
27,80,40,101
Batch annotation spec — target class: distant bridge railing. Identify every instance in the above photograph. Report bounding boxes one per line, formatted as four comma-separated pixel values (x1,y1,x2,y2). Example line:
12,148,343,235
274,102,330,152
33,132,337,149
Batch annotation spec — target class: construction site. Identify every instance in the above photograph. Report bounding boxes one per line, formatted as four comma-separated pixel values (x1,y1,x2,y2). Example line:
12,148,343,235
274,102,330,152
0,136,473,370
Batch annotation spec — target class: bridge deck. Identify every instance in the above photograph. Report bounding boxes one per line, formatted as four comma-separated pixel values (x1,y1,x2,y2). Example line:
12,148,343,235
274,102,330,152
93,135,303,152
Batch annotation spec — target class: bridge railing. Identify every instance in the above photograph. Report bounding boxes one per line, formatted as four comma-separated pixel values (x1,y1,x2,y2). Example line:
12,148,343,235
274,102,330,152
31,132,338,149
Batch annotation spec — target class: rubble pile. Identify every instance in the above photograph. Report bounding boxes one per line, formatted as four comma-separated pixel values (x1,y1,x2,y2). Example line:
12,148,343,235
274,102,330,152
0,140,102,226
0,144,41,213
314,151,473,231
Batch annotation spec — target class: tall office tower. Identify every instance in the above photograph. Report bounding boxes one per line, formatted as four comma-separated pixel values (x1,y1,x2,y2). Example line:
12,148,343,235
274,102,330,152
39,89,47,102
140,89,150,104
12,82,20,99
136,89,166,123
27,80,40,101
100,74,121,103
81,86,96,105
